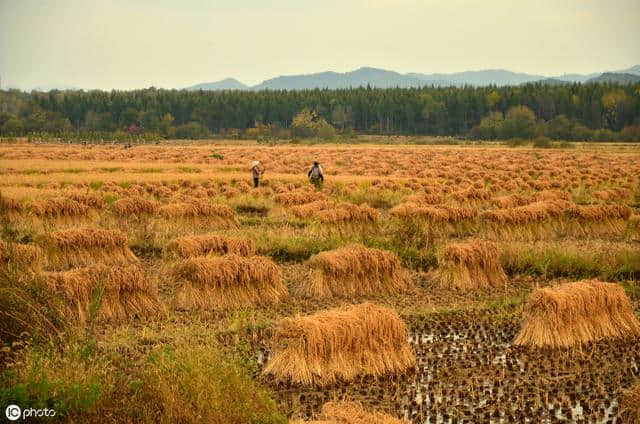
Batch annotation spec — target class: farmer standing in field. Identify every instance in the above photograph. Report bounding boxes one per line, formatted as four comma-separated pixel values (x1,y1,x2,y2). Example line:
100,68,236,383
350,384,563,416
308,161,324,190
251,160,265,188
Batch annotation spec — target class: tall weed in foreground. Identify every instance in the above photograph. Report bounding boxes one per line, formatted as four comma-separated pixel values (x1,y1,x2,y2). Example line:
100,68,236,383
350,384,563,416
1,333,285,423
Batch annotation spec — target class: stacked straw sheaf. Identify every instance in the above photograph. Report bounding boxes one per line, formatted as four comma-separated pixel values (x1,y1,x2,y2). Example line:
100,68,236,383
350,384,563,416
164,234,255,259
0,240,42,272
390,204,476,224
38,227,138,269
158,199,235,221
112,197,158,216
567,204,633,236
434,239,507,290
0,193,25,218
300,244,411,298
170,254,287,310
66,192,105,210
45,263,163,322
313,203,379,225
263,303,415,386
514,280,640,348
291,201,334,218
293,401,406,424
479,200,575,239
274,191,327,206
30,197,90,219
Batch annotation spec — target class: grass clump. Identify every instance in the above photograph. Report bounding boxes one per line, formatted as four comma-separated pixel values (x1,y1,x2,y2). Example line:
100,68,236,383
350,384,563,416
501,241,640,281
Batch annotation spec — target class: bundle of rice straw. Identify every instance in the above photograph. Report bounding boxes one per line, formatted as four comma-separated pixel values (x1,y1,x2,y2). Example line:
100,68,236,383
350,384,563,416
45,263,164,323
158,199,235,221
0,240,42,272
112,197,158,216
38,227,138,269
30,197,90,219
170,254,286,310
434,239,507,290
514,280,640,348
274,191,327,206
263,303,415,386
300,244,411,298
164,234,255,258
292,401,406,424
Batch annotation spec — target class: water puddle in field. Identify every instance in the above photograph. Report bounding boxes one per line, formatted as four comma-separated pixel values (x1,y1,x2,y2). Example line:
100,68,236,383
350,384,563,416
256,314,640,423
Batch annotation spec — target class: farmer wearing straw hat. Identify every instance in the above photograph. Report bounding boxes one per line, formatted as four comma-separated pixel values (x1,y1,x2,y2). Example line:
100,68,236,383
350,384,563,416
251,160,265,188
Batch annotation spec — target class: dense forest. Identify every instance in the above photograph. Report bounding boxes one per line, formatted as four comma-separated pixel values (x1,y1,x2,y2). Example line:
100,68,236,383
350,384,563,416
0,82,639,141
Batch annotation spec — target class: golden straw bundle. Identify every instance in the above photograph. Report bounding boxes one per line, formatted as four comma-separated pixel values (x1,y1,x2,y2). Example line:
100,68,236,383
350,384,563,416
38,227,138,269
112,197,158,216
263,303,415,386
301,244,411,298
66,192,105,209
30,197,90,219
164,234,255,258
313,203,379,225
274,191,327,206
619,382,640,424
514,280,640,348
170,254,286,310
293,401,406,424
158,199,235,221
45,263,164,323
0,240,42,271
434,239,507,290
0,193,24,214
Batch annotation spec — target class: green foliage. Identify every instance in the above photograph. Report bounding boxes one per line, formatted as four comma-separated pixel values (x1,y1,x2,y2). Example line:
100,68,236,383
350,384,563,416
173,122,210,139
1,82,639,139
290,108,336,139
532,136,552,148
1,118,24,135
501,106,537,139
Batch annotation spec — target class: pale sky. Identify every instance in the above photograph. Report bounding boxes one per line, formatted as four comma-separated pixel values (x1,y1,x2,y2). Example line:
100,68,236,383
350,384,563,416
1,0,639,90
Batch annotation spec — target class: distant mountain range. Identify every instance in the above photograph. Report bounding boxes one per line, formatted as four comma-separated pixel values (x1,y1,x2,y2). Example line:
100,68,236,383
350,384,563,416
185,64,640,91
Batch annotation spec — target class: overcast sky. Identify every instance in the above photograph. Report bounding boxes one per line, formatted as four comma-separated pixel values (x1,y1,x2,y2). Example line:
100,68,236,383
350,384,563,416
1,0,638,90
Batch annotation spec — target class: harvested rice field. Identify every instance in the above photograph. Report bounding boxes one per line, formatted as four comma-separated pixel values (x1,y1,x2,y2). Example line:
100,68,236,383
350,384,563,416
1,141,640,423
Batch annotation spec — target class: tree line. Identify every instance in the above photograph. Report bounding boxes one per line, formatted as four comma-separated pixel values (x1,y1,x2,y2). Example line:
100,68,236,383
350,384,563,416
0,82,639,141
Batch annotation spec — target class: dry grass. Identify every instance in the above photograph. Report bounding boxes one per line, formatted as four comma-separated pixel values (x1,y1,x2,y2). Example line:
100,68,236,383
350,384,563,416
44,263,164,323
514,280,640,348
164,234,255,258
434,239,507,290
37,227,138,269
170,254,287,310
300,244,411,298
295,401,406,424
263,303,415,386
